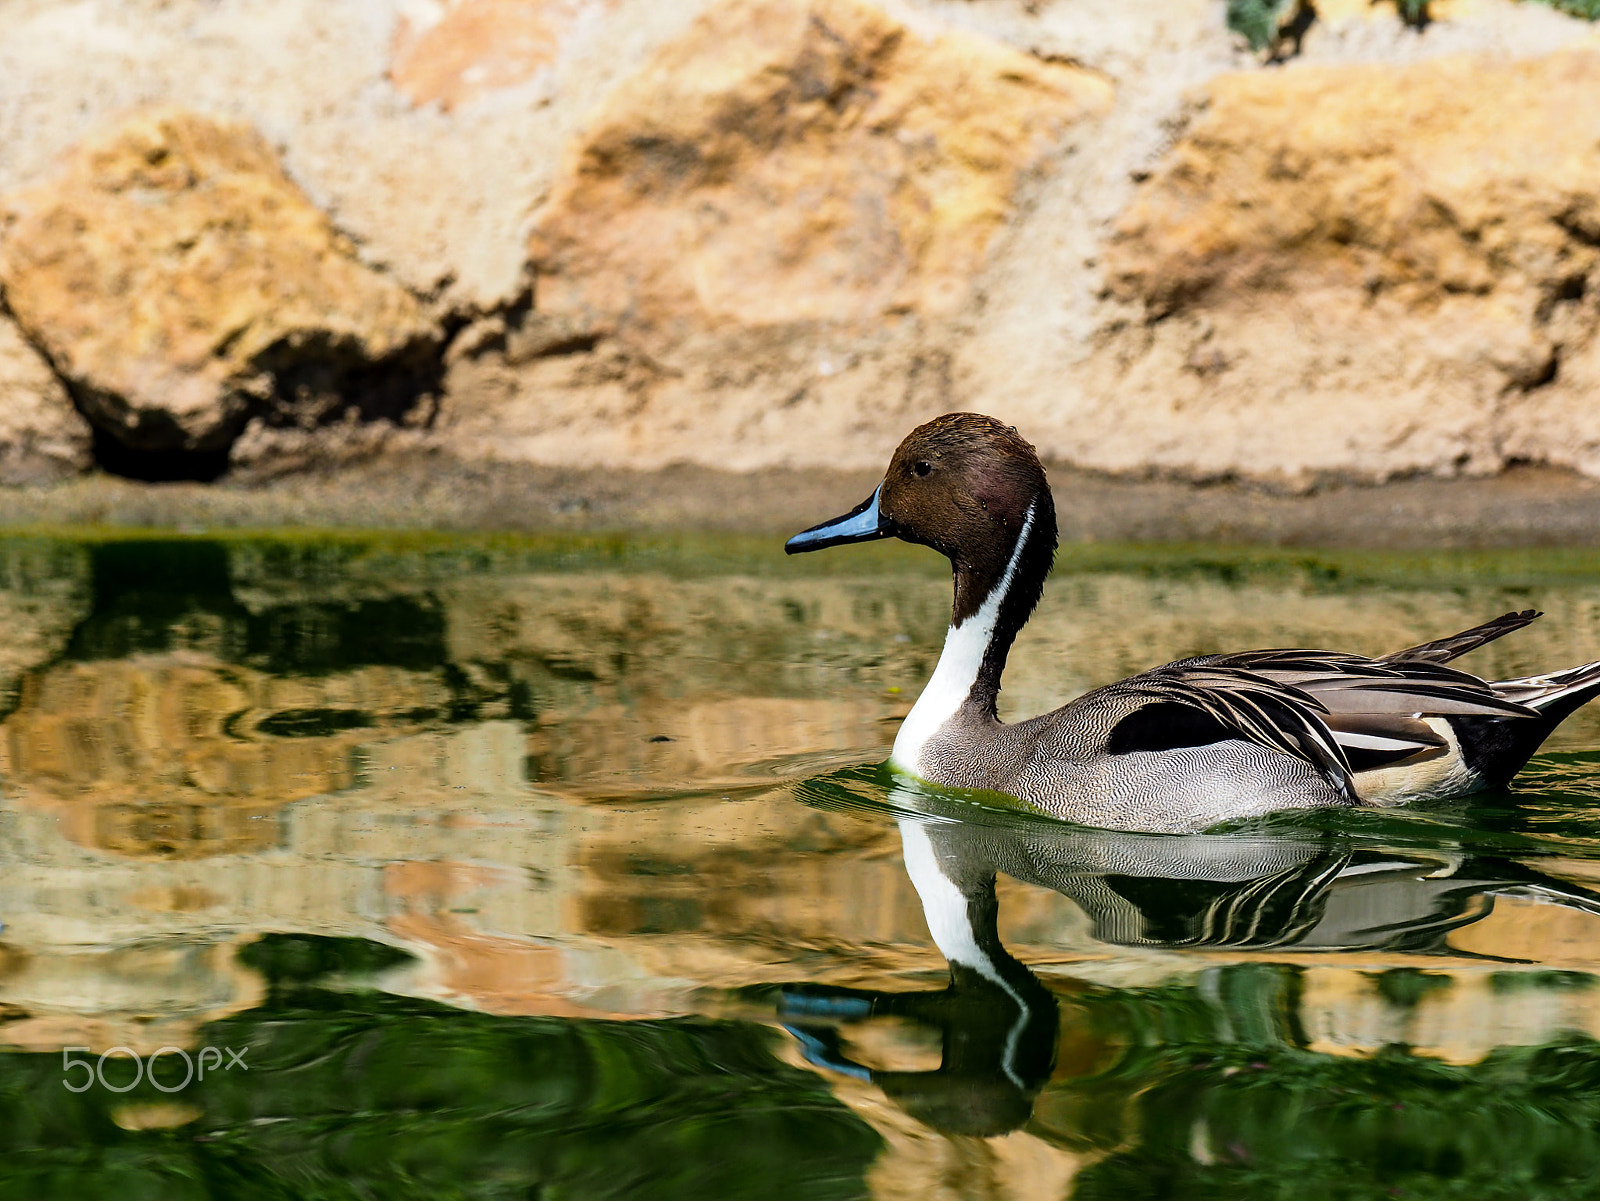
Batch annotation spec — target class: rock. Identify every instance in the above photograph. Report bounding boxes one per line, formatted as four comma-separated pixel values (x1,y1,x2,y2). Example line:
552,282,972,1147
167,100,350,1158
0,315,92,483
528,0,1111,343
390,0,598,111
0,107,438,456
1108,51,1600,318
1079,50,1600,485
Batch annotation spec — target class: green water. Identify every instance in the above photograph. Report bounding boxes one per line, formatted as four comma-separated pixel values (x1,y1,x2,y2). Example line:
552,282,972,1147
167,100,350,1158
4,534,1600,1198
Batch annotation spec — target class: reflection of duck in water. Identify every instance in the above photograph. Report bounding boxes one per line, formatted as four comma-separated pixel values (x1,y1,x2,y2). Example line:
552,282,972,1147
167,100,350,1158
780,858,1056,1139
785,413,1600,832
779,791,1600,1138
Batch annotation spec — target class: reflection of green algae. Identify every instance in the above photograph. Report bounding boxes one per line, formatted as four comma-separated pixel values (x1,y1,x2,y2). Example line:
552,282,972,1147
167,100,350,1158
237,933,414,987
1529,0,1600,20
1491,970,1597,994
0,989,881,1201
1047,971,1600,1199
1071,1034,1600,1201
11,955,1600,1199
1369,968,1453,1011
8,527,1600,588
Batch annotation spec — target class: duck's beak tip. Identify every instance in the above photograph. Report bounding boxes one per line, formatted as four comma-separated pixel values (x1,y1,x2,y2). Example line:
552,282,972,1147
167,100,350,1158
785,484,889,555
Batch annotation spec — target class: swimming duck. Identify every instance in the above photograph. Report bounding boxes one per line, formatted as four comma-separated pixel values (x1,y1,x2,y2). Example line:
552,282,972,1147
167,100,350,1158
785,412,1600,833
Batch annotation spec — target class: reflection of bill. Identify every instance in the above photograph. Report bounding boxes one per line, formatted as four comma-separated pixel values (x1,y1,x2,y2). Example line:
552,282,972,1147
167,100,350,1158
62,1044,247,1093
781,812,1059,1138
779,783,1600,1138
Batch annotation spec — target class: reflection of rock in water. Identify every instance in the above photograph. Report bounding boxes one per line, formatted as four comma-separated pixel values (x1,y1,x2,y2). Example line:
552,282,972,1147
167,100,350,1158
0,540,90,715
0,541,463,858
2,655,429,856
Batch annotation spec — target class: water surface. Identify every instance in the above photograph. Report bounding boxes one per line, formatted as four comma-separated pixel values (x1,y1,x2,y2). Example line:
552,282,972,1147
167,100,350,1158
4,533,1600,1198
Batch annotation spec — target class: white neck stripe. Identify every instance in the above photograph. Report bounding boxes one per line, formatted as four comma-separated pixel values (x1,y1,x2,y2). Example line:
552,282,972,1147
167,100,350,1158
898,819,1030,1089
891,501,1036,775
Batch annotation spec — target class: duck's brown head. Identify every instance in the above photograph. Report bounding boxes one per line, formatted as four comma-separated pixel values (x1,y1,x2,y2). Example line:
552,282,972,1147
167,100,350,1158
787,413,1058,624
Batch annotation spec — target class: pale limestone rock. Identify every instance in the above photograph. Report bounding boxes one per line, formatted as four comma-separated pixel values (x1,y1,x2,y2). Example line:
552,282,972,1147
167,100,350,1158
528,0,1112,342
1108,52,1600,318
1075,51,1600,487
0,107,437,455
0,315,92,483
3,0,1599,486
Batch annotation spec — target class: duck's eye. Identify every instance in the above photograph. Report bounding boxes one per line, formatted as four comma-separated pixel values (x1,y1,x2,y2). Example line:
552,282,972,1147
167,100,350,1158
913,461,932,477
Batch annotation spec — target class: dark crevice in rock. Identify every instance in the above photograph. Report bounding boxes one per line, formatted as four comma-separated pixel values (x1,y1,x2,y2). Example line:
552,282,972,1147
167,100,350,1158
1555,207,1600,249
91,425,231,482
2,310,236,482
252,330,446,431
442,287,608,367
1536,272,1589,322
0,326,224,482
1265,1,1317,63
222,333,452,481
77,328,451,483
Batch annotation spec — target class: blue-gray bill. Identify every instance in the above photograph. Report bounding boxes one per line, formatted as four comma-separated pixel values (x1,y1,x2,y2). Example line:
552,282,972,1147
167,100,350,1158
785,484,890,554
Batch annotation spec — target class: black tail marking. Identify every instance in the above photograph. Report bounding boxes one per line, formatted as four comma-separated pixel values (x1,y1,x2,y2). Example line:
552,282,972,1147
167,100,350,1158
1453,668,1600,788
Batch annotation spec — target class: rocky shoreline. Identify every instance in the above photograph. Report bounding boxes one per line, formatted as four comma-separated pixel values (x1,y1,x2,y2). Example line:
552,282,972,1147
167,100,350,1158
3,0,1600,519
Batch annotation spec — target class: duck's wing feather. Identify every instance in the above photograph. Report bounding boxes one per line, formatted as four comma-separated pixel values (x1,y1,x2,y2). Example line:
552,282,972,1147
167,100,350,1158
1214,650,1538,717
1099,666,1361,800
1090,648,1540,796
1375,609,1541,665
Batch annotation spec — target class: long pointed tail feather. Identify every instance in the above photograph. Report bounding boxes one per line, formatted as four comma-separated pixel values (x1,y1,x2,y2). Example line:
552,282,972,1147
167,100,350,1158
1494,660,1600,714
1379,610,1542,666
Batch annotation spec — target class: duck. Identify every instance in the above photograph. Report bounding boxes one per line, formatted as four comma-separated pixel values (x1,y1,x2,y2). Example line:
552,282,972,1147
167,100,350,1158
785,412,1600,833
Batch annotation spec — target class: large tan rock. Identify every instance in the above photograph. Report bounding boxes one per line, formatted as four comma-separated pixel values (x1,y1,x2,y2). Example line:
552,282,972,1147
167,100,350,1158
528,0,1111,342
0,316,92,483
0,107,437,455
1077,51,1600,485
1108,52,1600,316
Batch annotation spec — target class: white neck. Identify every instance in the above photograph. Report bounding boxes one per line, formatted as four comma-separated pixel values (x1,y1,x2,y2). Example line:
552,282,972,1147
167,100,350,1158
890,502,1036,776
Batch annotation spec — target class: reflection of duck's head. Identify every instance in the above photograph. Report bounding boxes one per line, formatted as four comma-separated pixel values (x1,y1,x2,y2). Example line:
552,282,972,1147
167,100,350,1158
779,792,1063,1138
780,785,1348,1138
900,818,1062,1076
780,946,1058,1139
